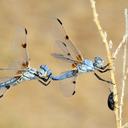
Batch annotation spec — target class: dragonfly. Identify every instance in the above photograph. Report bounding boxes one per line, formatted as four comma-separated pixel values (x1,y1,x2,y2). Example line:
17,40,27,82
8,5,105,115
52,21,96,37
0,28,52,98
50,18,113,97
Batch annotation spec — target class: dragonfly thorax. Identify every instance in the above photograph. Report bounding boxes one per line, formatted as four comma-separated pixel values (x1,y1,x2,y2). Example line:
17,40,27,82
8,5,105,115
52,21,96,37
77,59,94,73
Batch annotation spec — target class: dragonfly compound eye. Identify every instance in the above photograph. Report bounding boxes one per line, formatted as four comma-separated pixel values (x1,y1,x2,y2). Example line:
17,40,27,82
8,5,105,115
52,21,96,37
107,92,115,111
94,56,104,68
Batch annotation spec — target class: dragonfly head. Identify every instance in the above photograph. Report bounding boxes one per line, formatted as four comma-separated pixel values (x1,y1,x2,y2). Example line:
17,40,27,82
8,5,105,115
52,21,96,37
38,65,52,77
93,56,104,69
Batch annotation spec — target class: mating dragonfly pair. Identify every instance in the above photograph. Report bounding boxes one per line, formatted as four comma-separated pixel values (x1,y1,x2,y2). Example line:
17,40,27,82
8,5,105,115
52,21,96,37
0,18,113,98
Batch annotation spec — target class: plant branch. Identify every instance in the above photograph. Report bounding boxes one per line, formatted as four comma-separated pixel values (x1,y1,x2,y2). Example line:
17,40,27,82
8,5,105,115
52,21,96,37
113,34,128,59
120,8,128,127
122,122,128,128
90,0,120,128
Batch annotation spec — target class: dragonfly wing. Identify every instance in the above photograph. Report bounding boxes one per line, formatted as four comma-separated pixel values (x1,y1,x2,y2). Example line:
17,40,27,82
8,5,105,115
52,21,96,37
0,27,29,82
58,75,78,97
0,67,23,81
53,18,84,66
0,74,21,81
51,53,78,64
12,27,29,70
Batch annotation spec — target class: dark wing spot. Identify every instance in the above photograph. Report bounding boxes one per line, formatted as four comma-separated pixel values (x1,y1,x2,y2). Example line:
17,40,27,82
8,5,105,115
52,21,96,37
26,61,29,66
5,86,10,89
25,28,27,34
16,70,22,75
22,61,29,67
57,18,62,25
73,81,76,84
22,43,27,48
65,35,69,40
0,94,3,98
62,42,67,47
67,53,71,56
72,91,76,95
72,63,77,68
76,55,83,61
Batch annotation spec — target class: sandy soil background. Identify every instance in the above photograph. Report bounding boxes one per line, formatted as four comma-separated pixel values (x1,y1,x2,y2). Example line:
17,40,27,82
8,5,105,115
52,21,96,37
0,0,128,128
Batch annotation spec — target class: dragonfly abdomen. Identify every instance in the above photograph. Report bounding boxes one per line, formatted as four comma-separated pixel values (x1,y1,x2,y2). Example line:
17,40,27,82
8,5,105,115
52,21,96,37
0,77,19,88
51,70,78,80
0,68,36,88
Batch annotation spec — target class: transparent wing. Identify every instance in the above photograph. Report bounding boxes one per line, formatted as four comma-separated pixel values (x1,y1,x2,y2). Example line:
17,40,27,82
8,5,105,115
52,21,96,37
58,75,78,97
51,53,79,64
0,68,23,82
0,27,29,82
0,27,29,97
52,18,84,68
11,27,29,70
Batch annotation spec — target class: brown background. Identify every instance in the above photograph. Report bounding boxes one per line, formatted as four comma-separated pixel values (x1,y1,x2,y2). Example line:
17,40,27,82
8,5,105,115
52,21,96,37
0,0,128,128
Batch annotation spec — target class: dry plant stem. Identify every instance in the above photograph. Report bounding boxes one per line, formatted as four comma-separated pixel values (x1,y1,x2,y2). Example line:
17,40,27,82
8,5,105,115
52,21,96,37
90,0,120,128
113,34,127,59
125,67,128,76
120,8,128,127
122,122,128,128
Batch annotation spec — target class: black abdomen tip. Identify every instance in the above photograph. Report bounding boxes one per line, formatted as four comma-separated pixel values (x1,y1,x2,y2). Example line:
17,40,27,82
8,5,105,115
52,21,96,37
5,86,10,89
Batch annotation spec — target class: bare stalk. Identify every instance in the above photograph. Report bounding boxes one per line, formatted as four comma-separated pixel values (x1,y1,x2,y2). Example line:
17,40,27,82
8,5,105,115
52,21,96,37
119,8,128,127
122,122,128,128
113,34,127,59
90,0,120,128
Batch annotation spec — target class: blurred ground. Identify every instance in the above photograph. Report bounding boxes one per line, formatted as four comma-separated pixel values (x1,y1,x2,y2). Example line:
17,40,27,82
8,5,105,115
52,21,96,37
0,0,128,128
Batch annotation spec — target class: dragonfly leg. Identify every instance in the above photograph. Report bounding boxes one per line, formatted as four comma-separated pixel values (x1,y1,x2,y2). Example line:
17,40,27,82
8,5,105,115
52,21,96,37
100,63,110,70
37,73,52,86
43,73,52,82
94,72,114,84
38,80,51,86
39,73,52,83
95,63,111,73
97,68,111,73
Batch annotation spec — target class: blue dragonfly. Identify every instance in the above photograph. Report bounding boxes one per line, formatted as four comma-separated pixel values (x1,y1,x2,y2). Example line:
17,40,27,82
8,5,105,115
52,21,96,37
50,18,112,96
0,28,52,98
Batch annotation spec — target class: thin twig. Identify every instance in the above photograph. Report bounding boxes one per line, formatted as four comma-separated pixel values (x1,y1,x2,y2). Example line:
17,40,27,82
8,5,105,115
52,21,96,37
119,8,128,127
113,34,128,59
125,67,128,76
122,122,128,128
90,0,120,128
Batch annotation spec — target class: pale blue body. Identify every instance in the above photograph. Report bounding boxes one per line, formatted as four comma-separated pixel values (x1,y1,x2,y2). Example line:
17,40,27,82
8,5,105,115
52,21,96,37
51,59,95,80
0,57,103,87
0,65,51,88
